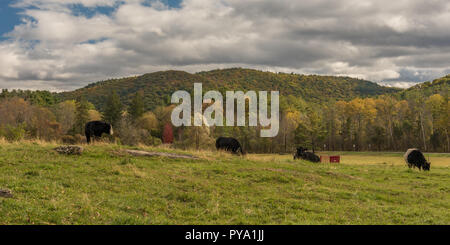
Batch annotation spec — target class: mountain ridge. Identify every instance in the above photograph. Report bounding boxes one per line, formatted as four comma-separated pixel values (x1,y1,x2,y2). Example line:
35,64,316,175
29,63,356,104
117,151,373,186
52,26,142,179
58,68,403,111
398,74,449,99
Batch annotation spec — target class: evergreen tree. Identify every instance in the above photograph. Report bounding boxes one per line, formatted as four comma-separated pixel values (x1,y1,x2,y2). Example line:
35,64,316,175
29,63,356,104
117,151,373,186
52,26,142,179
103,91,123,127
128,90,145,122
73,96,90,135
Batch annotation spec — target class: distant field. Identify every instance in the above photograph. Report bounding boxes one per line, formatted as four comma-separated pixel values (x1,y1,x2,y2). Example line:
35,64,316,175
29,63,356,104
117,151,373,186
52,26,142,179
250,151,450,167
0,141,449,225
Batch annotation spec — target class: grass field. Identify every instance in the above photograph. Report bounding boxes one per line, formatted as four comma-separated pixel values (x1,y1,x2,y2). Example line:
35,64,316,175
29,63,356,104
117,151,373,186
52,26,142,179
0,140,449,225
251,151,450,167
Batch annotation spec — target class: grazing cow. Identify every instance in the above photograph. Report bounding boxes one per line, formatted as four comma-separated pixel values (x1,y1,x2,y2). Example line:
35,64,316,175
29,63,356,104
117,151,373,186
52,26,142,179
85,121,113,144
216,137,244,155
294,146,320,162
404,148,430,171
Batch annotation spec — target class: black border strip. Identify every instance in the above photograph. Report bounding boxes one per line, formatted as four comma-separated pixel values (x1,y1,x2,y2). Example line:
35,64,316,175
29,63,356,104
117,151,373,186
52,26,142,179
0,225,448,243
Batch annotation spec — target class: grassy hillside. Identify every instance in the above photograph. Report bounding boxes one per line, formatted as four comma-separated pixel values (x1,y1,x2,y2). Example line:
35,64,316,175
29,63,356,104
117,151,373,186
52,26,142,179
58,68,401,111
1,141,449,225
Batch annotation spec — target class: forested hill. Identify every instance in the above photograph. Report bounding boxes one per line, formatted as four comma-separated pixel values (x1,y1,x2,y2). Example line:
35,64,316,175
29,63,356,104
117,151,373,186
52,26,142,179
198,68,400,101
397,74,449,99
58,68,400,111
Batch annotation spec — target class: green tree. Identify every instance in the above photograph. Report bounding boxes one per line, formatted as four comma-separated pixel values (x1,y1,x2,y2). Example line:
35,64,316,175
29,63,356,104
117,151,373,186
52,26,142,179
103,91,123,126
294,108,326,153
128,90,145,122
73,96,90,135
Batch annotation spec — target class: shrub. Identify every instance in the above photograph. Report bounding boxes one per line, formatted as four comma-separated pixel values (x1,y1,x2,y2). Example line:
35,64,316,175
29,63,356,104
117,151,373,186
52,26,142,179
116,119,145,146
61,135,76,144
5,124,27,141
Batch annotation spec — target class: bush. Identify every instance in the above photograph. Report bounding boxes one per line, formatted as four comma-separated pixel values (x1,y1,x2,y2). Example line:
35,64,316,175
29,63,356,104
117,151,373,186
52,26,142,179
143,135,162,146
153,137,162,146
61,135,76,144
4,124,27,141
115,118,164,146
116,119,145,146
61,134,86,144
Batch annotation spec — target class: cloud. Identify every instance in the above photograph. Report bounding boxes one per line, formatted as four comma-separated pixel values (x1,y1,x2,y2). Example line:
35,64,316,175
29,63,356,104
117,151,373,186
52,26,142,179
12,0,120,8
0,0,449,91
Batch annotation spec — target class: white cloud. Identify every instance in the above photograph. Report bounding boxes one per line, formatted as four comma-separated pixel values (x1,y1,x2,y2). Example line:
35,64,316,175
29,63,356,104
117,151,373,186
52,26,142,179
0,43,21,79
13,0,120,8
384,16,412,33
0,0,449,90
379,81,416,89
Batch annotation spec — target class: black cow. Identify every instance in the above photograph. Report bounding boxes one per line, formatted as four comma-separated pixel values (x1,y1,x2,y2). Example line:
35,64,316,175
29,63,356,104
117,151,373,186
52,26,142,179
294,147,308,157
85,121,113,144
294,146,320,162
404,148,430,171
216,137,244,155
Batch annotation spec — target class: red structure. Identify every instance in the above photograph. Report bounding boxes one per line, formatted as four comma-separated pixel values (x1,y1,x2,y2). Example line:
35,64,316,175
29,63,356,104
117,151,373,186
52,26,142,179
330,156,340,163
320,155,341,163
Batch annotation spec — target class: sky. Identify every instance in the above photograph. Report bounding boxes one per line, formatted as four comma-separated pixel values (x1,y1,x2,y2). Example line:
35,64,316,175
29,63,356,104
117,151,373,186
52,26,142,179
0,0,449,91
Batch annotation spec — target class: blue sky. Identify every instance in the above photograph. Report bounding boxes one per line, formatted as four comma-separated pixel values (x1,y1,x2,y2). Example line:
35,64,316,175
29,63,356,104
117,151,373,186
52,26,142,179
0,0,449,91
0,1,21,37
0,0,182,38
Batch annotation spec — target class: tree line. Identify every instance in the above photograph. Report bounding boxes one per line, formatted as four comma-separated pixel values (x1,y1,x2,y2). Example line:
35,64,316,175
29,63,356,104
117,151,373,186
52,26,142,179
0,87,448,153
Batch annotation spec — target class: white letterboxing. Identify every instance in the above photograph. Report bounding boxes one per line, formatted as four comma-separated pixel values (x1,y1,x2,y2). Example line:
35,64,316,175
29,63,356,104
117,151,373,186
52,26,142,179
171,83,279,137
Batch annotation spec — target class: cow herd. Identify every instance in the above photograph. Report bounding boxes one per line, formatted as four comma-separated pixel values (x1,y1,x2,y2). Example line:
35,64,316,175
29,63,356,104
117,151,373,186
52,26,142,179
84,120,431,171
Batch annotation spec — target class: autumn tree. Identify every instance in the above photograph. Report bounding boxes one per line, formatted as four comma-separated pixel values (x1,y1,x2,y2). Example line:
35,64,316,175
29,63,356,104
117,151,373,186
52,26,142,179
406,91,429,151
280,109,301,152
179,124,215,150
294,107,326,153
153,105,175,140
426,94,448,151
162,123,174,144
54,100,76,134
28,106,62,140
375,95,398,149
